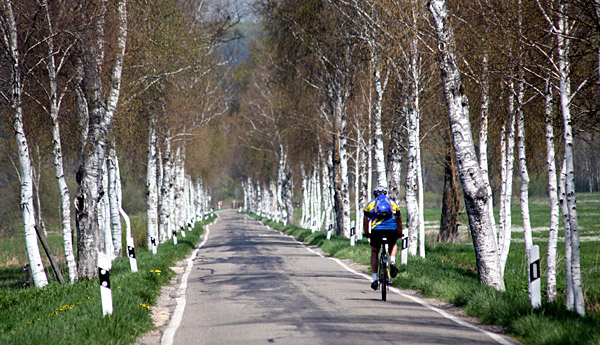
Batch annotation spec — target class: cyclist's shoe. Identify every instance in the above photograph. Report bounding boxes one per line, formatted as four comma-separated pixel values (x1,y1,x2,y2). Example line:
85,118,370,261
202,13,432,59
390,264,398,278
371,280,379,290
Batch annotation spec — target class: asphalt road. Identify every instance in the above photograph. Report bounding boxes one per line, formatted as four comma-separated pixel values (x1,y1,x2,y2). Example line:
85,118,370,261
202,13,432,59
168,210,518,345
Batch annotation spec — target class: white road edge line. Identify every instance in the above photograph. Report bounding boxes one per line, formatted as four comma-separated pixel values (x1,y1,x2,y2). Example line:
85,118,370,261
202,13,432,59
266,225,513,345
161,216,217,345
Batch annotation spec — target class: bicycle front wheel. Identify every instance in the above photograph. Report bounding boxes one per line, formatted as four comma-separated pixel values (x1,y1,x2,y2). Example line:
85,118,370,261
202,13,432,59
380,263,387,301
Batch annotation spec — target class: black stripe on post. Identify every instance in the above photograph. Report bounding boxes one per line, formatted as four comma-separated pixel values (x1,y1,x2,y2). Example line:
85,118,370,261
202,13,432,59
127,246,136,259
529,259,541,281
402,237,409,250
99,268,110,289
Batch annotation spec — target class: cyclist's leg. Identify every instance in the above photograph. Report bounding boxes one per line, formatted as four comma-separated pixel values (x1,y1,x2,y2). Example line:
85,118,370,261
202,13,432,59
370,245,380,276
385,231,399,277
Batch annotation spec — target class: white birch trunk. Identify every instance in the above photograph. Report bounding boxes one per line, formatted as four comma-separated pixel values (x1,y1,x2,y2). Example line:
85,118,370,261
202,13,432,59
405,105,419,256
372,51,387,187
498,122,507,255
53,114,77,282
174,148,186,230
515,1,534,301
410,2,425,258
559,159,574,310
557,2,585,315
429,0,504,291
301,165,309,228
417,146,425,258
517,80,534,301
479,51,496,242
323,147,334,233
4,0,49,288
314,164,323,231
74,0,127,279
386,113,403,203
146,115,159,250
38,0,78,282
101,159,115,262
544,77,559,302
159,135,173,242
499,89,516,274
276,144,287,223
108,144,122,258
355,125,363,234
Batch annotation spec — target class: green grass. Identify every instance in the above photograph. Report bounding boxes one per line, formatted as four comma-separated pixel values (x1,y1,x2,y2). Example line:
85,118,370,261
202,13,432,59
0,215,149,289
254,193,600,345
0,216,214,345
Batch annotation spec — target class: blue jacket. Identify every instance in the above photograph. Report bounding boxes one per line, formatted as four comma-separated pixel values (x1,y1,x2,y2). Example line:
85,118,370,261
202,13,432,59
363,195,400,231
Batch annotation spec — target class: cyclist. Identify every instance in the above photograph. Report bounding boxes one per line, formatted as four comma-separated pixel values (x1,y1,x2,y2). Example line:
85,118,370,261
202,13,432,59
363,185,403,290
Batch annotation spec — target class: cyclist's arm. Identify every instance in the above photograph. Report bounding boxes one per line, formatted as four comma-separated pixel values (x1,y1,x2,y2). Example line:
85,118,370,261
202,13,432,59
395,211,403,237
363,216,370,237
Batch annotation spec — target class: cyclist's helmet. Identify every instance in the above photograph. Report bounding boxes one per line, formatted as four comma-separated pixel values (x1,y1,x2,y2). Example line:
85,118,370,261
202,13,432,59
373,185,387,196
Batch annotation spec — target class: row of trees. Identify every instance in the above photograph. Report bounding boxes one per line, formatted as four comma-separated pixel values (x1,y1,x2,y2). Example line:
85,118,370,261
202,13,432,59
235,0,599,317
1,0,233,286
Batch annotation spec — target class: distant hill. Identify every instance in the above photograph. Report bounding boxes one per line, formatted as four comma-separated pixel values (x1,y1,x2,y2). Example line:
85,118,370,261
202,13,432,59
221,21,261,66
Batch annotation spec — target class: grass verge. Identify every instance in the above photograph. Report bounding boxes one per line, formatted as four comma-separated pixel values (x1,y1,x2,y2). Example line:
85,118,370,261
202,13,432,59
254,215,600,345
0,216,214,345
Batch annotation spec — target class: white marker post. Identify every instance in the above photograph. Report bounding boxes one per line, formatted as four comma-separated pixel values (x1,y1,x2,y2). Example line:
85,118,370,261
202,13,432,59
126,236,138,272
350,220,356,246
173,230,178,245
528,245,542,308
151,236,157,255
180,226,186,238
400,235,408,265
326,220,333,240
98,252,113,316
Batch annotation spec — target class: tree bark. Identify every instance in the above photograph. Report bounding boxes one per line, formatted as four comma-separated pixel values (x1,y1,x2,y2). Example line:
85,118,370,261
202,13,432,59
3,0,49,288
478,50,496,242
405,103,419,255
428,0,505,291
386,108,403,203
544,77,559,302
558,159,574,309
75,0,127,279
499,88,516,275
557,1,585,315
439,149,460,242
146,114,159,250
108,143,122,257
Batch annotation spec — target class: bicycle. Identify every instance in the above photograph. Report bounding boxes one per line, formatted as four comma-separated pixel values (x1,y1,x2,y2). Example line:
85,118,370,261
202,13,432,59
365,233,393,301
378,236,391,301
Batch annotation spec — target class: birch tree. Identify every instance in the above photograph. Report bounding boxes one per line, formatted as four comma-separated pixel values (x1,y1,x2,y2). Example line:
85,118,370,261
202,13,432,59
543,77,560,302
35,0,78,282
107,143,123,258
1,0,48,287
74,0,127,279
146,112,159,250
428,0,505,291
535,0,586,316
555,0,585,316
